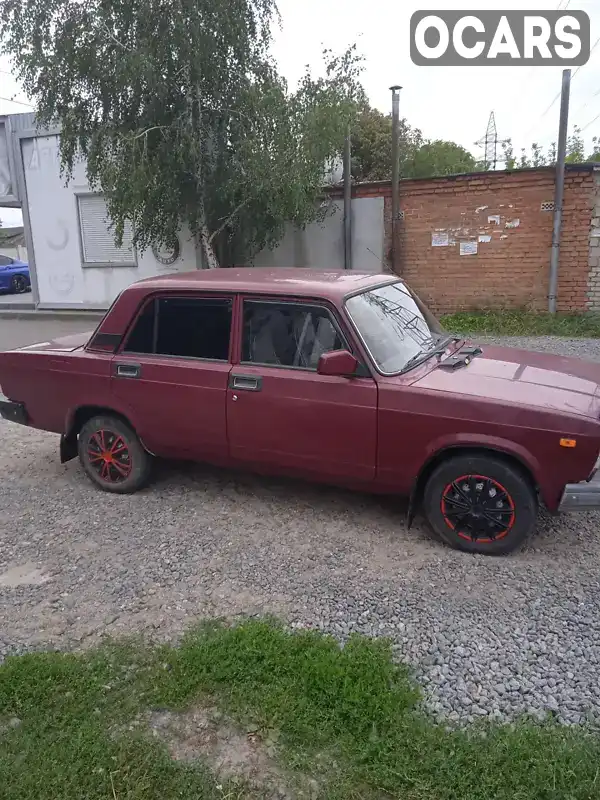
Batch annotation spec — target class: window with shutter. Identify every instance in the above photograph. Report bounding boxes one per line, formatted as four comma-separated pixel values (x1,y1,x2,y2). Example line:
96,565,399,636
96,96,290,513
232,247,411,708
77,193,137,267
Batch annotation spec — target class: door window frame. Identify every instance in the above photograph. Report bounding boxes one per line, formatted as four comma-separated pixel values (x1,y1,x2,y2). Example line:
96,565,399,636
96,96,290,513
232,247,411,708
235,295,369,374
117,291,236,364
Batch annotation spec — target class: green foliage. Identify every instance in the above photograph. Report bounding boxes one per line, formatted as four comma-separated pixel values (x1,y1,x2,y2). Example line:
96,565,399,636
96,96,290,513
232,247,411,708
405,139,477,179
2,619,600,799
441,310,600,338
0,0,363,265
351,106,476,181
350,105,424,181
565,126,585,163
503,125,598,169
588,136,600,163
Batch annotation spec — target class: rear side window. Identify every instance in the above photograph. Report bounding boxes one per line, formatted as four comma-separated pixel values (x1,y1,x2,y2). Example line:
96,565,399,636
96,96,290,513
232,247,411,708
123,296,232,361
242,301,345,369
0,255,14,266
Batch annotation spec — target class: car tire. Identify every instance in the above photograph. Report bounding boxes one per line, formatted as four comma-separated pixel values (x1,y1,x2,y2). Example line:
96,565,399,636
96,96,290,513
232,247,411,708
423,454,537,555
10,275,28,294
78,415,152,494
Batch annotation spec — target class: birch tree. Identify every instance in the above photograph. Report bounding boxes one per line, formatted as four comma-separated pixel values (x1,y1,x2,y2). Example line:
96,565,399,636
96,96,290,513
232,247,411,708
0,0,363,266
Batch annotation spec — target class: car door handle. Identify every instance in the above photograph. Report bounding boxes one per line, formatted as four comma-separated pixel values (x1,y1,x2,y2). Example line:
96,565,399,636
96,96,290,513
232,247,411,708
115,363,141,379
229,374,262,392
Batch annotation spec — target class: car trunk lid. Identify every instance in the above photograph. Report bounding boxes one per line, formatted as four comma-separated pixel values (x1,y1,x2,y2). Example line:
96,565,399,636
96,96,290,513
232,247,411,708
12,331,93,353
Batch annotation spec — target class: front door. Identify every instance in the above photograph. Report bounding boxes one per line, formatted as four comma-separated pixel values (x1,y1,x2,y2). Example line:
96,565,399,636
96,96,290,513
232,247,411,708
226,298,377,483
111,293,233,461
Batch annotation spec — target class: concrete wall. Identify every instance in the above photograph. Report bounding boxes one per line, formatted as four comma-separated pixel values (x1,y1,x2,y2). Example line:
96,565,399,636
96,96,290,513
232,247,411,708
247,196,384,273
18,132,384,308
8,109,599,314
21,135,199,308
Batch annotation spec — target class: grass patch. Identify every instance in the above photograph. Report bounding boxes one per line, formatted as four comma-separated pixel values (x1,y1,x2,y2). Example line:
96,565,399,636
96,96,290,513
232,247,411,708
441,310,600,338
1,619,600,799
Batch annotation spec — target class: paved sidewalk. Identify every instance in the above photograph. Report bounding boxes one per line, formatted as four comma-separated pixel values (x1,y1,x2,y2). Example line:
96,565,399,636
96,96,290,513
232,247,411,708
0,290,35,311
0,316,98,351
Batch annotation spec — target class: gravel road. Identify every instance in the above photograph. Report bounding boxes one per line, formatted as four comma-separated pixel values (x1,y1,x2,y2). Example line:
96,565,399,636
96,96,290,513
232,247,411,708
1,335,600,727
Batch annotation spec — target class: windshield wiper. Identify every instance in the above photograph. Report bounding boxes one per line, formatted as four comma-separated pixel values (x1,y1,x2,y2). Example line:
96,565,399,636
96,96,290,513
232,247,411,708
401,350,428,372
432,334,459,359
400,335,458,374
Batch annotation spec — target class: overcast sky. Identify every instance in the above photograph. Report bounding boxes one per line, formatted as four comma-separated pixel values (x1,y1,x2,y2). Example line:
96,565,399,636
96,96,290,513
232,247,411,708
1,0,599,226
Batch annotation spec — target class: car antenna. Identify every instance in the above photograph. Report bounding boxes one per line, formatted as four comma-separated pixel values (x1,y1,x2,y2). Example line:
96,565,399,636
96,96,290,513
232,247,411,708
365,247,395,274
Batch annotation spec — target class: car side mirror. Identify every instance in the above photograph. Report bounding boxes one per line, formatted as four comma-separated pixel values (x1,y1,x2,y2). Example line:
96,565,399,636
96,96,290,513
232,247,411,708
317,350,359,377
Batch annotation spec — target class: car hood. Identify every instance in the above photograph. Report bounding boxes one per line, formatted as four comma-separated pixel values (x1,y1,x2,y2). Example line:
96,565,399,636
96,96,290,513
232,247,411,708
412,344,600,420
15,331,93,353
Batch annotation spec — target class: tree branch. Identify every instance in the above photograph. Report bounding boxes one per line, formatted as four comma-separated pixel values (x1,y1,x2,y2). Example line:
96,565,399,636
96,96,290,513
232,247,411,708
128,126,168,140
208,199,249,244
101,22,131,51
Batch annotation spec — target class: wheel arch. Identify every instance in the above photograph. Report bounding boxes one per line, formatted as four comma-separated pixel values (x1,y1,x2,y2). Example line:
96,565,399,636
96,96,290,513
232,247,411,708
61,405,147,463
407,444,539,527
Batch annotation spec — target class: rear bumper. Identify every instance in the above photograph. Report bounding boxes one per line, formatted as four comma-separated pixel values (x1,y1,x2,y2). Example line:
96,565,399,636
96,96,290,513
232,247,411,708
0,397,28,425
559,482,600,511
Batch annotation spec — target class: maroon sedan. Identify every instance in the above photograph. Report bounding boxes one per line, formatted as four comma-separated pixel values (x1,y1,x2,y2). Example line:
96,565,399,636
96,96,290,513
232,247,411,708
1,268,599,555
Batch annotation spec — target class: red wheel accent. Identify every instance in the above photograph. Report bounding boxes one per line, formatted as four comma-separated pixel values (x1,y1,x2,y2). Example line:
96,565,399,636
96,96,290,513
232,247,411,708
440,474,515,544
87,429,132,484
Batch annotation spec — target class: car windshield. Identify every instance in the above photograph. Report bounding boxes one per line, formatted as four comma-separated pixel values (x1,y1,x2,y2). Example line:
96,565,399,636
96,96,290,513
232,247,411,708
345,281,445,374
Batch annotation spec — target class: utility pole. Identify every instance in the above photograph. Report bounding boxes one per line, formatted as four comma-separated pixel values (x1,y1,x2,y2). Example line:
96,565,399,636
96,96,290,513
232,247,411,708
343,124,352,270
390,85,402,273
548,69,571,314
474,111,509,170
485,112,497,169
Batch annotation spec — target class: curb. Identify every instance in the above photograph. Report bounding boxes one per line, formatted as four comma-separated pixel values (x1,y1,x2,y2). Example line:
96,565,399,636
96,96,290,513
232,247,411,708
0,304,35,313
0,309,105,321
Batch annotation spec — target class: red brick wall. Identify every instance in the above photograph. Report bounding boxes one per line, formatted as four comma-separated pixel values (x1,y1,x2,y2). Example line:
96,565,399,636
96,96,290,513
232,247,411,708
351,167,595,314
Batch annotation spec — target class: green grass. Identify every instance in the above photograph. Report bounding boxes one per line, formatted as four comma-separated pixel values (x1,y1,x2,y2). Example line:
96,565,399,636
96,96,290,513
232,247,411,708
2,619,600,799
441,310,600,338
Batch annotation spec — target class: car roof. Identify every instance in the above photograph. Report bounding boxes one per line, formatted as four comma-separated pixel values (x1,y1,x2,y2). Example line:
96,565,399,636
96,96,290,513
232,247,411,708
134,267,398,301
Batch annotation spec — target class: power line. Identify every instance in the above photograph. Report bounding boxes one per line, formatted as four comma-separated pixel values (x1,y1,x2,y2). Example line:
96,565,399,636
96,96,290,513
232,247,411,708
516,0,568,127
572,34,600,79
580,110,600,134
523,36,600,140
573,87,600,117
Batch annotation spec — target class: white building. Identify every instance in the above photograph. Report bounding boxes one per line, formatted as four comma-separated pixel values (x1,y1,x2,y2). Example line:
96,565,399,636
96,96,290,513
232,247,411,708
0,113,384,310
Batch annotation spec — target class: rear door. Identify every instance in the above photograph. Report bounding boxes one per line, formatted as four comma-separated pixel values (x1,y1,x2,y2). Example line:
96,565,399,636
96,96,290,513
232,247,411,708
226,298,377,483
111,293,233,461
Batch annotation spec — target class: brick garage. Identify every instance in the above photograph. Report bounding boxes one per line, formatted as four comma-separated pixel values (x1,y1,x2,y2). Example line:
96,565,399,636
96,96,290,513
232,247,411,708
352,165,597,314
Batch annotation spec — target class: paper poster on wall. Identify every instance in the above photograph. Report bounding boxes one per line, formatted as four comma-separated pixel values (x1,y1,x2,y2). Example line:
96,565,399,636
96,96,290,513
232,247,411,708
431,231,449,247
478,234,492,243
487,214,500,225
460,241,478,255
505,218,520,228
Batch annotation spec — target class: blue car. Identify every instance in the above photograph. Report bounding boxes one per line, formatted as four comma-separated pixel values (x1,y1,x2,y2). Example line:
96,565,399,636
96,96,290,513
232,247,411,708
0,255,31,294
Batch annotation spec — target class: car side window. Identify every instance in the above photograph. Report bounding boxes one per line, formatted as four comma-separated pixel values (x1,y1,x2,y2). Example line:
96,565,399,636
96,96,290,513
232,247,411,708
242,301,345,370
0,255,14,266
123,296,232,361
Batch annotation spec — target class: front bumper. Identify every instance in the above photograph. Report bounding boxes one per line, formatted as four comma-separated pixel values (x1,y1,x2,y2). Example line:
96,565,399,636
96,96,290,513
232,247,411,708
0,396,28,425
559,481,600,511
